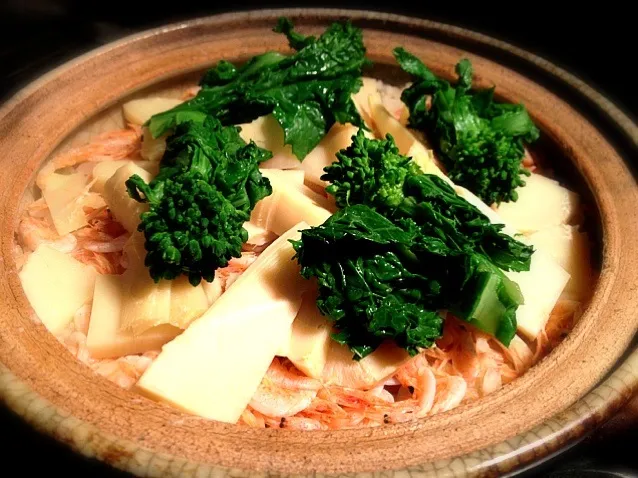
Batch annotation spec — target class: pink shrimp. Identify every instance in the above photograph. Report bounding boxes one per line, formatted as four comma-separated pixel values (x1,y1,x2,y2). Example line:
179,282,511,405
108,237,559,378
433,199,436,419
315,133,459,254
250,409,325,430
434,317,508,392
279,416,325,430
532,329,549,363
299,397,349,426
242,228,278,253
84,207,128,236
80,234,129,253
92,359,139,389
496,335,534,377
89,351,159,390
545,299,581,349
25,198,50,218
60,329,83,358
395,354,436,417
70,207,129,273
249,359,319,417
430,375,467,414
250,385,316,417
300,400,367,429
265,358,322,391
72,249,123,275
480,368,502,396
369,384,395,403
317,384,428,426
319,386,389,410
217,252,258,291
239,408,266,428
17,216,77,253
37,126,142,190
314,387,389,426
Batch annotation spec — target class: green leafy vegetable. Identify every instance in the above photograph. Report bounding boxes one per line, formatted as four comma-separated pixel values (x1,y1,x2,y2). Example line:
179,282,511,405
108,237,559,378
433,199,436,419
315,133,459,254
148,18,370,160
292,205,444,359
394,48,540,204
126,115,272,286
295,132,533,357
323,130,534,272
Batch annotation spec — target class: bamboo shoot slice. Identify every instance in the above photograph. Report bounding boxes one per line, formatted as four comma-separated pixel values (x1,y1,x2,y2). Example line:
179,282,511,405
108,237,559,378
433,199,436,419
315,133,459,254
119,233,172,334
103,163,152,233
169,276,209,329
41,173,95,236
87,274,182,359
122,97,182,126
135,222,311,423
369,93,427,155
282,288,332,379
250,181,332,236
321,340,411,390
19,245,98,335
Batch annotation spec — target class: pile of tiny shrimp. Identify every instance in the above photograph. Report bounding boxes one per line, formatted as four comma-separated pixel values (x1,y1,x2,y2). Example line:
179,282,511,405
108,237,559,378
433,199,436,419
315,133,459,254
237,311,574,430
13,85,582,431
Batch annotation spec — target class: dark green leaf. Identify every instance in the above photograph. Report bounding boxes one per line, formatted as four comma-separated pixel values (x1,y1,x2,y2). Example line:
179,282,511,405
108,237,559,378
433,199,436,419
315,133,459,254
127,115,272,285
148,18,369,160
301,133,533,354
396,50,540,204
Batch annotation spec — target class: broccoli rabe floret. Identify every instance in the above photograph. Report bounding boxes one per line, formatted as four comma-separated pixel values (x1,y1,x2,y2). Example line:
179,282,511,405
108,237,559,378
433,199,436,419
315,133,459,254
126,116,272,286
394,48,540,204
302,133,533,353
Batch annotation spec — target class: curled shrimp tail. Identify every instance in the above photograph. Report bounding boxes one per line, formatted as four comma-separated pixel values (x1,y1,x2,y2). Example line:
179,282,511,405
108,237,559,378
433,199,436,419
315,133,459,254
36,126,142,190
249,359,318,417
265,357,321,391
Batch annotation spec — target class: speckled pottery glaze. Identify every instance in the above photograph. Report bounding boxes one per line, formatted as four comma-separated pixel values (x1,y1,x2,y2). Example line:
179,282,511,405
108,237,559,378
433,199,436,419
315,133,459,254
0,9,637,478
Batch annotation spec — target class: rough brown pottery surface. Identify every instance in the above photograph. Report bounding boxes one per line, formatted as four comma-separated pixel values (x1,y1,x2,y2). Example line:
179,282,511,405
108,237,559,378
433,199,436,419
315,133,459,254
0,8,637,478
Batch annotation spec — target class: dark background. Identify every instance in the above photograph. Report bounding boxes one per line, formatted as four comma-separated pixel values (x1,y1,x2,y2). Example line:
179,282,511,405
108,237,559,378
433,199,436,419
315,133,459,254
1,1,636,476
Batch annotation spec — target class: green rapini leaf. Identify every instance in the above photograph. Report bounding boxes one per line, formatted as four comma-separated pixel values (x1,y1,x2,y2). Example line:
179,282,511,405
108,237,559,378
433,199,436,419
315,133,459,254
148,18,370,160
126,116,272,286
292,205,444,359
294,132,534,357
393,47,540,204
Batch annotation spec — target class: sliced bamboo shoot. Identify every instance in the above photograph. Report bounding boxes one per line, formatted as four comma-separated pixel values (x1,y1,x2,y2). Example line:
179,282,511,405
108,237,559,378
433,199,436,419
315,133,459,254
119,233,172,334
92,159,159,194
261,168,333,210
369,93,426,155
141,127,167,162
135,222,311,423
238,115,297,168
455,185,570,340
103,163,152,233
299,123,366,187
527,225,592,300
321,340,411,390
42,173,97,236
495,173,580,232
169,276,209,329
243,221,278,248
87,274,182,359
19,245,97,335
201,273,224,306
282,288,332,379
250,180,332,236
122,97,182,126
352,77,379,127
259,169,305,186
406,142,451,184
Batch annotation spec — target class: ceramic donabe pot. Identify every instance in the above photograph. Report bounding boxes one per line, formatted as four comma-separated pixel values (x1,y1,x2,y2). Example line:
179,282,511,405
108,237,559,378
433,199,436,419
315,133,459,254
0,9,637,478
